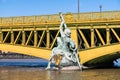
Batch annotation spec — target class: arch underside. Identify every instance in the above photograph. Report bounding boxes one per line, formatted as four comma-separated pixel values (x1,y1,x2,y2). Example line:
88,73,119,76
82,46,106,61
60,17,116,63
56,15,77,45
84,52,120,67
79,43,120,66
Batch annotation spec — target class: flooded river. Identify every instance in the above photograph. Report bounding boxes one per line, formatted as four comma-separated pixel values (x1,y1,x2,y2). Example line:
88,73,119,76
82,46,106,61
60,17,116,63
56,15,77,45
0,59,120,80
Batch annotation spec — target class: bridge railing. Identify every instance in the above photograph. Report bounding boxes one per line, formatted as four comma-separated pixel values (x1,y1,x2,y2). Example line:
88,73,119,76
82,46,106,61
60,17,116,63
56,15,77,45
0,11,120,26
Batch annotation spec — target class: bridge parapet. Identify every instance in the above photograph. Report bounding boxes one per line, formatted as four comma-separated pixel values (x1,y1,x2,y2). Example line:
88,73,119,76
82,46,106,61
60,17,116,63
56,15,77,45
0,11,120,27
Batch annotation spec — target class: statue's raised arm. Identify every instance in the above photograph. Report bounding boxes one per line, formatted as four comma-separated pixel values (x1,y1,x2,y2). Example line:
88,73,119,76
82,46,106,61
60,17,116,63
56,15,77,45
59,13,71,38
59,12,67,28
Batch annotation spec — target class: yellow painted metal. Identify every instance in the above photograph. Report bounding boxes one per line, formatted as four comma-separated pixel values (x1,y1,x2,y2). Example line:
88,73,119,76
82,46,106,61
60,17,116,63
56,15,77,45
71,29,78,47
106,27,110,45
37,31,45,47
78,29,90,48
91,28,94,47
34,30,38,47
79,43,120,64
22,31,26,45
11,30,14,44
0,11,120,27
25,31,33,45
1,43,120,65
14,31,21,44
46,29,50,48
95,29,105,45
0,29,3,43
0,44,51,60
50,30,60,49
3,32,10,43
111,28,120,42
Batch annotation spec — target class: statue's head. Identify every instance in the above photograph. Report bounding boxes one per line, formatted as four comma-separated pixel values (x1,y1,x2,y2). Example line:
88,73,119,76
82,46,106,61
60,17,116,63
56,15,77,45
64,28,71,37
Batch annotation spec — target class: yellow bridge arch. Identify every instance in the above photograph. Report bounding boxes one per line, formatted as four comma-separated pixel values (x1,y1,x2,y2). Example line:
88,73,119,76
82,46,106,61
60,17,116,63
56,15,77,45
0,43,120,65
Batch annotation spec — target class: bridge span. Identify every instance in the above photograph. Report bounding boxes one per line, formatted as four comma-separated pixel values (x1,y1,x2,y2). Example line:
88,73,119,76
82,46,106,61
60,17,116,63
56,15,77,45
0,43,120,67
0,10,120,67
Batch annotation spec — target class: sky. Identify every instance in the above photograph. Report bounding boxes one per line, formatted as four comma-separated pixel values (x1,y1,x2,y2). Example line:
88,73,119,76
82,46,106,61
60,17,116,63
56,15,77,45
0,0,120,17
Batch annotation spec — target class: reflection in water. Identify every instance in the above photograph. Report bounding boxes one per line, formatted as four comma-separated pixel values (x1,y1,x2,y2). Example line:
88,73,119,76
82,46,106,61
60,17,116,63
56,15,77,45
0,67,82,80
0,67,120,80
47,70,82,80
0,59,120,80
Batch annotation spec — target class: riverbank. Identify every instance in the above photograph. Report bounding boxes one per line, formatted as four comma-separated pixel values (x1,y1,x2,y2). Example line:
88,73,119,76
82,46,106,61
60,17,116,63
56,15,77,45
0,53,38,59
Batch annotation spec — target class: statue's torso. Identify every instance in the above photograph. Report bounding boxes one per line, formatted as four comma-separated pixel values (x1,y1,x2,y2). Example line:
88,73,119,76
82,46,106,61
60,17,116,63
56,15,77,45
61,35,71,52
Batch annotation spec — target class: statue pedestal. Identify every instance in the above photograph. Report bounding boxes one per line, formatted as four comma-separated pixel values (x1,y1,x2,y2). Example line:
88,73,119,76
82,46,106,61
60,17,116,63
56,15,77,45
52,66,80,71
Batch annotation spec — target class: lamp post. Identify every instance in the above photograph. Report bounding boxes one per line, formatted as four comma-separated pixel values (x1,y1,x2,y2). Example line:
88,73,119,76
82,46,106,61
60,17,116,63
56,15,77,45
78,0,80,20
99,5,102,19
99,5,102,12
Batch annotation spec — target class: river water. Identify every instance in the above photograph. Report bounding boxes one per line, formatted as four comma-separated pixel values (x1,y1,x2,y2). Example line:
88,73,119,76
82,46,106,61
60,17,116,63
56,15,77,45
0,59,120,80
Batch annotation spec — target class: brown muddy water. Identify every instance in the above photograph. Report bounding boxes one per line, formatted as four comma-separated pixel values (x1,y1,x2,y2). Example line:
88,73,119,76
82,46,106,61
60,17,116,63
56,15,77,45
0,59,120,80
0,67,120,80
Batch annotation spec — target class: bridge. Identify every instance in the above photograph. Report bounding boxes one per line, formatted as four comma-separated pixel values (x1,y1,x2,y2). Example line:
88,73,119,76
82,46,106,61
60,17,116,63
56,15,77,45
0,10,120,67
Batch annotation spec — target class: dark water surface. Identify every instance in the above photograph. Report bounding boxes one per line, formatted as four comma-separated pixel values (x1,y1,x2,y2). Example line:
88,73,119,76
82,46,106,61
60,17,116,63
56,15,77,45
0,59,120,80
0,59,48,67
